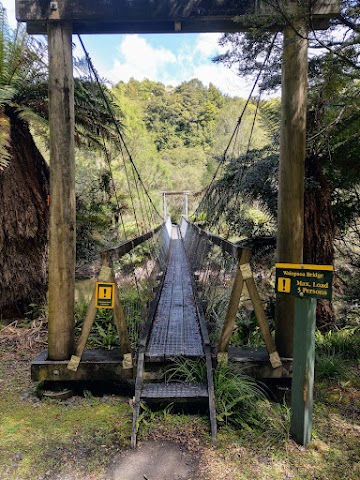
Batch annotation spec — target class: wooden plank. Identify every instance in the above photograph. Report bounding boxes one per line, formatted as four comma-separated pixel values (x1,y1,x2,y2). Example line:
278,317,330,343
47,22,75,361
31,349,133,382
242,265,282,369
228,347,292,379
16,1,339,34
68,260,132,371
67,283,97,371
131,348,145,448
16,0,253,21
111,269,132,356
162,191,190,196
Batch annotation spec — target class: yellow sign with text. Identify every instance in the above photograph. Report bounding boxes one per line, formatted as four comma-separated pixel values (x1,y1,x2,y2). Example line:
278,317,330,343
95,282,115,309
275,264,333,300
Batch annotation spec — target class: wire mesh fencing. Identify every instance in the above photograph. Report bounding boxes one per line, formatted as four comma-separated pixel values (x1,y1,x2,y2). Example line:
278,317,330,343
180,217,274,350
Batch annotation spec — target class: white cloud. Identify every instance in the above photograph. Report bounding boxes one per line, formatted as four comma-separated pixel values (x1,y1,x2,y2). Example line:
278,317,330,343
105,34,177,84
103,33,253,97
193,63,250,97
195,33,222,57
2,0,17,28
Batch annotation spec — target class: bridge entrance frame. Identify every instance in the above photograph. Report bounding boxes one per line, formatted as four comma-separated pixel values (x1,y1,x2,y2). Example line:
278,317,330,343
162,190,190,220
15,1,340,361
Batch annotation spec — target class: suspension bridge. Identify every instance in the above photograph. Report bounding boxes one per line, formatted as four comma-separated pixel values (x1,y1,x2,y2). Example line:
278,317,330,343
30,27,289,447
18,0,340,448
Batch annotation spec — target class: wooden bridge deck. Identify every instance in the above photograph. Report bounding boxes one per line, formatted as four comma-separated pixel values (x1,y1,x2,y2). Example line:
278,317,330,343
146,226,204,361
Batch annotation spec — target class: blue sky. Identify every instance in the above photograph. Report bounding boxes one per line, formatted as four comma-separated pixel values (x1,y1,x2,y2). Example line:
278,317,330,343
3,0,254,97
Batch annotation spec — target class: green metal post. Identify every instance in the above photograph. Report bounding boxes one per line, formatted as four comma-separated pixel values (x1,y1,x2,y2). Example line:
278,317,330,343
290,297,317,445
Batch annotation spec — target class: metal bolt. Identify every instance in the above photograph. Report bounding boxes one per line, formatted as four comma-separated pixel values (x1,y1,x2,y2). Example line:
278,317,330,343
53,369,59,375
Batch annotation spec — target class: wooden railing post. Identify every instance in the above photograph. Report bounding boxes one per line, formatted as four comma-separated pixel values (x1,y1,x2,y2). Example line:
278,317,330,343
68,255,132,372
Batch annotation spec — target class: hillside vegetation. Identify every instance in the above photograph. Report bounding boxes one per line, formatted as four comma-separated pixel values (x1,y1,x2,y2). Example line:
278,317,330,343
109,78,269,213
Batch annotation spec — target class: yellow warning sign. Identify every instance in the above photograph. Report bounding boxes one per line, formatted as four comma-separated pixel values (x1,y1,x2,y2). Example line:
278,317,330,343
277,277,291,293
95,282,115,309
275,263,333,300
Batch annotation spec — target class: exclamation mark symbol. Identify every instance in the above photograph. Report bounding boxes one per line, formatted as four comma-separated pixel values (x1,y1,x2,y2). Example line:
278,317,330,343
278,277,290,293
103,289,107,298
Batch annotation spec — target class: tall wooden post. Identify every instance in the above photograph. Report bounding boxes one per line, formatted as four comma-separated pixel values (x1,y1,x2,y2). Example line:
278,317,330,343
276,23,308,358
47,23,76,360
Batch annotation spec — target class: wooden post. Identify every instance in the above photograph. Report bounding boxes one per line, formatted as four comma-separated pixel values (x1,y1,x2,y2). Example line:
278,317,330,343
242,265,282,369
218,249,251,353
47,23,76,360
276,22,308,358
183,191,189,219
163,192,167,218
110,270,132,358
290,297,317,445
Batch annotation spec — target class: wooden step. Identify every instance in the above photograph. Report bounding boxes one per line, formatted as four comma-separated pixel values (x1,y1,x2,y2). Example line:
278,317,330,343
141,382,208,400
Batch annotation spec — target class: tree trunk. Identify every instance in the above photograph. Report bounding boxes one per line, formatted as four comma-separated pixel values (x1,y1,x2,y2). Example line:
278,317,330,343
0,106,49,319
304,153,335,329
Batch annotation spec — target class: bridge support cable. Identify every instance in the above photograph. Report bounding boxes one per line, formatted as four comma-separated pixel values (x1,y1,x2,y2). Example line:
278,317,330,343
193,34,278,227
78,35,163,229
77,36,172,339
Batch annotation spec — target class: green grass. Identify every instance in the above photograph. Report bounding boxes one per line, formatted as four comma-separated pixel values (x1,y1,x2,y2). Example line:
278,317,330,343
316,354,348,381
167,357,268,430
0,385,132,480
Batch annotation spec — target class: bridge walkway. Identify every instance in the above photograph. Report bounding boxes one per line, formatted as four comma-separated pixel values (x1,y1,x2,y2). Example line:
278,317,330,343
132,225,216,448
146,226,203,361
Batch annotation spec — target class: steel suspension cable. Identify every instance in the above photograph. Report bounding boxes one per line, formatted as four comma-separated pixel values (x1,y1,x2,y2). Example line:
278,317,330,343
80,44,144,295
193,33,278,220
78,35,163,223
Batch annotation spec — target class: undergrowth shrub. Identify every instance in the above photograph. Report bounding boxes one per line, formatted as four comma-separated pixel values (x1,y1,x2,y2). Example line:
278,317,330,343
73,285,147,350
315,326,360,359
316,354,348,381
315,326,360,380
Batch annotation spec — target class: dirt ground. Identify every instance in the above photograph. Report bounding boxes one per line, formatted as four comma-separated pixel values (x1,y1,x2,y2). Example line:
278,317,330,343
109,440,198,480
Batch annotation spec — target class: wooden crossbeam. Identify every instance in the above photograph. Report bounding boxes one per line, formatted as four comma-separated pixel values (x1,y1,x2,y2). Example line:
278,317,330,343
16,1,340,34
